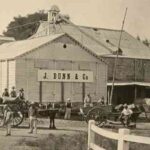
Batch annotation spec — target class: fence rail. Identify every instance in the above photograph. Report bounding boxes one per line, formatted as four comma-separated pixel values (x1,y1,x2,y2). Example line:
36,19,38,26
88,120,150,150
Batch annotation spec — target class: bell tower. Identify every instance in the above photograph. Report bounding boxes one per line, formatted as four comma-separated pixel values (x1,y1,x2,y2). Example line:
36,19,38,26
48,5,60,22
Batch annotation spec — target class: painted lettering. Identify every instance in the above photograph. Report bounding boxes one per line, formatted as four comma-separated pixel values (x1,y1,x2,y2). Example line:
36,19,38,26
67,73,70,79
53,73,57,79
75,74,78,79
62,73,66,79
43,72,48,79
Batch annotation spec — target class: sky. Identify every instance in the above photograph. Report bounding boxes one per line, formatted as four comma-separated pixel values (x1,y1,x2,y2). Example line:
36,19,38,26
0,0,150,39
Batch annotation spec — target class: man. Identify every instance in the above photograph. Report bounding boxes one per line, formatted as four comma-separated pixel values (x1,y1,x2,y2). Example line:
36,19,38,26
119,104,133,127
49,103,57,129
2,88,10,103
2,88,9,97
64,98,72,120
84,94,92,107
97,96,105,105
28,102,38,134
3,104,13,136
10,86,17,98
18,88,25,100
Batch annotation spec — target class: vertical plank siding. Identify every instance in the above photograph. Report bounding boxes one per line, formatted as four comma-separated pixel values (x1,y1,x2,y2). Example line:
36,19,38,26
1,61,7,92
14,36,107,103
105,57,150,82
16,58,107,103
8,61,16,91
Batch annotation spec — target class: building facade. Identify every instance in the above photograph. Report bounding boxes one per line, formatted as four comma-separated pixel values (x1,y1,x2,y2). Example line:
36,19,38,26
0,33,107,104
30,5,150,105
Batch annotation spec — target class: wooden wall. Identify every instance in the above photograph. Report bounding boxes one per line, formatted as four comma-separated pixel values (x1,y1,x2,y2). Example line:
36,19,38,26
15,35,107,103
104,57,150,82
0,60,16,95
16,59,107,103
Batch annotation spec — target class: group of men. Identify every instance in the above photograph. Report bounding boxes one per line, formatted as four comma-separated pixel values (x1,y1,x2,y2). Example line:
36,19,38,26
3,101,38,136
84,94,105,107
2,86,25,100
1,87,39,136
83,94,134,127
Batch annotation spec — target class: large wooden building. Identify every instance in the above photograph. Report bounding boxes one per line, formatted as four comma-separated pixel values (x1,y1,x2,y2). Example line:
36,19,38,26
0,33,107,104
31,5,150,104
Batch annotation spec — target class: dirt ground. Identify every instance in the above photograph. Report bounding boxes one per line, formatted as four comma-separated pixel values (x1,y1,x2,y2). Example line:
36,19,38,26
0,119,150,150
0,119,88,150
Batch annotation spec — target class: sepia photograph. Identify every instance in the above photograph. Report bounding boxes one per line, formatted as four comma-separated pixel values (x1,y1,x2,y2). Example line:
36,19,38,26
0,0,150,149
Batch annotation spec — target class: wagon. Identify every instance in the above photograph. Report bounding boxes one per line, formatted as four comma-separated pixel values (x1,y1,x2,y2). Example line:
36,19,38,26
0,98,61,127
81,104,141,127
0,97,28,127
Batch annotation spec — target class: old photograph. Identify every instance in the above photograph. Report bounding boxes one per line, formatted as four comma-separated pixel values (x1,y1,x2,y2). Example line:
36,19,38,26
0,0,150,149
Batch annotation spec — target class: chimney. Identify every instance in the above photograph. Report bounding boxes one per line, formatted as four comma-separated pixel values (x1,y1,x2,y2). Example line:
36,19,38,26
48,5,60,22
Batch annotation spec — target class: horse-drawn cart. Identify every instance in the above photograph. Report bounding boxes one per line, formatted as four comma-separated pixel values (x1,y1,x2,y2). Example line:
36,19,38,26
80,104,141,127
0,97,28,127
0,97,60,128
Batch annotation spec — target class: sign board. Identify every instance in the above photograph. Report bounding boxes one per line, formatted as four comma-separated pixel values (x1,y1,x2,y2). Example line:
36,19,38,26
38,70,94,82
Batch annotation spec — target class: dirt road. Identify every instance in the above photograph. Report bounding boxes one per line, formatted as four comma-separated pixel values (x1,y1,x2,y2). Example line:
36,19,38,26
0,119,88,150
0,119,150,150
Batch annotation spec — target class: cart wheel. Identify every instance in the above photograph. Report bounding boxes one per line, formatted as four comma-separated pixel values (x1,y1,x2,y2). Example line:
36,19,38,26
86,108,107,125
12,111,24,127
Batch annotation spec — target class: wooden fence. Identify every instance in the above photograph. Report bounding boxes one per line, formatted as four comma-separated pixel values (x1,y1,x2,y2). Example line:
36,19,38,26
88,120,150,150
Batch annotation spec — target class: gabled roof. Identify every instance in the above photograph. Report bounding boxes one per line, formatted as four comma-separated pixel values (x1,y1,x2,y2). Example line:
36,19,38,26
0,34,63,60
0,33,103,62
32,21,150,59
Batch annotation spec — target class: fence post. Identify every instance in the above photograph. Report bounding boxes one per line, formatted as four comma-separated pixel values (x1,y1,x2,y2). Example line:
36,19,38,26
88,120,95,150
117,128,130,150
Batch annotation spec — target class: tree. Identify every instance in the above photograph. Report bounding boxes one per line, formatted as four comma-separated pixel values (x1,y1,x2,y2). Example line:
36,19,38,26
3,11,47,40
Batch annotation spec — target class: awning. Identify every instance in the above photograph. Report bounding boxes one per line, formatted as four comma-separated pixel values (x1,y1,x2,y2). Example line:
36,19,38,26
107,82,150,87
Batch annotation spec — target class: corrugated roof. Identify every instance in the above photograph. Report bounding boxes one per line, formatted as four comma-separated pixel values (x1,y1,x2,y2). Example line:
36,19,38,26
107,82,150,87
32,22,150,59
0,34,64,60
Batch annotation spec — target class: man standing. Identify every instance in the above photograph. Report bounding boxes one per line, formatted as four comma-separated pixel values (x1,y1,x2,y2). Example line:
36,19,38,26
3,104,13,136
119,104,133,127
49,103,57,129
2,88,9,97
18,88,25,100
2,88,10,103
97,96,105,105
10,86,17,98
28,102,38,134
84,94,92,107
64,98,72,120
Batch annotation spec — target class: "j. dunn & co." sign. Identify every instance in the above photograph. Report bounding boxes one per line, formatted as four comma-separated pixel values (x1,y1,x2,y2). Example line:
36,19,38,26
38,70,94,82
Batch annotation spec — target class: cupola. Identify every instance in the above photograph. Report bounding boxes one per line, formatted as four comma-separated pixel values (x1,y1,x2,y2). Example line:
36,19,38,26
48,5,60,22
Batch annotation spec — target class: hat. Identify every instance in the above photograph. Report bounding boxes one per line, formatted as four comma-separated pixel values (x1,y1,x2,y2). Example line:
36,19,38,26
12,86,15,89
123,104,128,108
67,98,71,101
20,88,24,91
31,101,35,105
